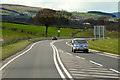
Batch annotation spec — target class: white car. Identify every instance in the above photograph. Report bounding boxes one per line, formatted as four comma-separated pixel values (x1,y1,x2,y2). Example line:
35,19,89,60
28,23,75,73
71,39,89,53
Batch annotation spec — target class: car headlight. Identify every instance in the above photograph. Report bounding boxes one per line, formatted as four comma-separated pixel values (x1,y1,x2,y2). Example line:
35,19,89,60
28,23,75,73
74,45,79,47
83,45,88,48
74,45,77,47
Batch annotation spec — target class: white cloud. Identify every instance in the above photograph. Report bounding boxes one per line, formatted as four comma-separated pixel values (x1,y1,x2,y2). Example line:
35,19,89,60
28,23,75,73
1,0,119,4
1,0,119,12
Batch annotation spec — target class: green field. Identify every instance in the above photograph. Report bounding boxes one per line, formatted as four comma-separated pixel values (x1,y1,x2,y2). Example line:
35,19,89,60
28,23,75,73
74,29,119,38
1,22,79,59
2,22,79,37
88,39,119,55
2,22,46,36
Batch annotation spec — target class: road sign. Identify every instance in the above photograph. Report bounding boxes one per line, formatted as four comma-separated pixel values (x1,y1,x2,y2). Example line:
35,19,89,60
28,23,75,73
94,25,106,39
58,30,60,33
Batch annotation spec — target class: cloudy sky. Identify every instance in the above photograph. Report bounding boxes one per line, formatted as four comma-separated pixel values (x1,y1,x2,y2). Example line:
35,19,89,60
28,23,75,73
1,0,119,13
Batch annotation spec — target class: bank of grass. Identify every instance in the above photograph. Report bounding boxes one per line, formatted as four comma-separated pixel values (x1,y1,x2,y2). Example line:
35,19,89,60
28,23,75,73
1,40,30,60
2,29,40,43
88,39,119,55
74,29,119,38
1,28,42,60
1,29,40,60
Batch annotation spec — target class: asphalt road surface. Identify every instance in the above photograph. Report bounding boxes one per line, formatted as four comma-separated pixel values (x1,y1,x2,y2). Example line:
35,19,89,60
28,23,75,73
54,40,119,71
2,40,60,78
54,39,120,80
1,39,120,80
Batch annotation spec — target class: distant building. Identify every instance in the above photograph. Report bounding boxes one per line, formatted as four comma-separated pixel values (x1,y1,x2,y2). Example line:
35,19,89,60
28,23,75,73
83,23,90,25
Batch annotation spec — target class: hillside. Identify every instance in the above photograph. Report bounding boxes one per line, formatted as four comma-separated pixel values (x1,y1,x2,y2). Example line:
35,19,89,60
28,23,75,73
1,4,42,17
112,12,120,18
88,11,116,17
71,12,104,20
1,4,118,26
2,4,116,20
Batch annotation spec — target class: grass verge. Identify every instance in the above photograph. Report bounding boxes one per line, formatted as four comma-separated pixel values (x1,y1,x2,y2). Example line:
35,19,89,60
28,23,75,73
1,40,30,60
88,39,119,55
2,29,40,43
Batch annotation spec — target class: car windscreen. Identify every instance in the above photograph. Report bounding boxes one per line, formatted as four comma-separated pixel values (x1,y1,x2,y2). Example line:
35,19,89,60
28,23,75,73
74,40,87,44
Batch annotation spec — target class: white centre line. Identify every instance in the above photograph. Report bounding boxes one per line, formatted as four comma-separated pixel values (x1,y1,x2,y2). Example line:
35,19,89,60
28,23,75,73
66,52,72,55
51,41,73,80
59,50,62,52
51,44,66,79
66,41,72,47
90,60,103,67
76,56,85,60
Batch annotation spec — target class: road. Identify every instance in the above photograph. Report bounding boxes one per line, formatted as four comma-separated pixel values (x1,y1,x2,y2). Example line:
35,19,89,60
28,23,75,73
1,39,120,80
2,40,61,79
54,39,120,79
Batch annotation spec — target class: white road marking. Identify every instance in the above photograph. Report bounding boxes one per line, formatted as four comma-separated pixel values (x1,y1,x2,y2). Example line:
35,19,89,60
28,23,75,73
90,60,103,67
0,41,42,71
53,45,73,80
97,53,118,59
69,69,78,71
51,44,66,79
66,41,71,47
74,74,119,78
89,49,119,59
59,50,64,53
76,56,85,60
52,40,119,79
59,50,62,52
109,68,120,74
70,71,118,76
59,50,62,51
66,52,72,55
51,41,73,80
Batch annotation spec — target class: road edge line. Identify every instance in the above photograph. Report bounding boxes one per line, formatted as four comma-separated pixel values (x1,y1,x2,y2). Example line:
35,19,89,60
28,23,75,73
0,41,40,71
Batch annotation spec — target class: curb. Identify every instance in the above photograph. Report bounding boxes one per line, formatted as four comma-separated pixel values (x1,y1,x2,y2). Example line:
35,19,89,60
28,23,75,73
89,49,120,58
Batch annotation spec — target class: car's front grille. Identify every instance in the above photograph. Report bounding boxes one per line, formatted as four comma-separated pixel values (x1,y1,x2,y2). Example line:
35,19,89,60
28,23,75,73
79,45,83,47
